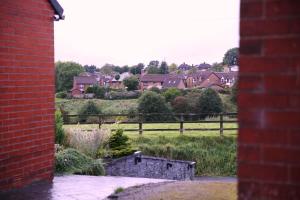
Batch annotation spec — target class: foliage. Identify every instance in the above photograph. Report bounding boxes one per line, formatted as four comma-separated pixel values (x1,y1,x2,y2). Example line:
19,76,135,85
105,90,141,100
223,47,239,66
168,63,178,73
100,63,114,75
114,187,124,194
130,63,144,75
55,110,65,145
78,101,102,122
64,128,110,158
188,66,197,74
138,91,172,121
104,129,135,158
132,136,236,176
196,88,223,118
149,87,160,93
86,85,106,98
84,65,97,73
162,88,182,102
115,74,120,81
123,76,139,91
55,148,105,175
211,62,224,72
230,82,237,104
171,96,189,113
159,61,169,74
55,61,84,92
147,65,161,74
56,91,68,98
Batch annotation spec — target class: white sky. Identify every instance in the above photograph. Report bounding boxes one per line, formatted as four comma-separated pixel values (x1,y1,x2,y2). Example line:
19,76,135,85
54,0,240,67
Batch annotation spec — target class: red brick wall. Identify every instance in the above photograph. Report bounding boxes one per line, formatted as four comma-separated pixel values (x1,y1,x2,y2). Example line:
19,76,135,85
0,0,55,190
238,0,300,199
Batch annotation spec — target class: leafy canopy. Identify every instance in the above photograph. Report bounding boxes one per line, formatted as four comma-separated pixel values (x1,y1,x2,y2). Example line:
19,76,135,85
123,76,139,91
196,88,223,118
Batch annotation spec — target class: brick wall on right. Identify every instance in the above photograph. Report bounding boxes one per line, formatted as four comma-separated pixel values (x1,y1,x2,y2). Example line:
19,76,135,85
238,0,300,199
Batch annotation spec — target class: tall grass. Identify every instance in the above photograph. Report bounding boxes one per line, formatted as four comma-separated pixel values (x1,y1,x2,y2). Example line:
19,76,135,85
131,135,237,176
65,128,110,158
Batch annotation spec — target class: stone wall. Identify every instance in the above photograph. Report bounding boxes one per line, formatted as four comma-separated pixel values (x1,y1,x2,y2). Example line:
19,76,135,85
105,152,195,180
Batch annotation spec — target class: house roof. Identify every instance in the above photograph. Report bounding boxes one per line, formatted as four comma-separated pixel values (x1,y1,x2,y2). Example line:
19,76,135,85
214,72,237,80
197,62,211,70
162,77,183,88
188,71,212,80
49,0,64,20
112,72,132,82
140,74,168,82
74,76,97,85
178,63,191,71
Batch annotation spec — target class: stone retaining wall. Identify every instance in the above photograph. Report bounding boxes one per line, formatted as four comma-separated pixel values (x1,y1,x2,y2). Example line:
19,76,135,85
105,151,195,180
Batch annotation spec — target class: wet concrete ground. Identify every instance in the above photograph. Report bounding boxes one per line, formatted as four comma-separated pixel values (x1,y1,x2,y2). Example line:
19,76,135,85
0,175,169,200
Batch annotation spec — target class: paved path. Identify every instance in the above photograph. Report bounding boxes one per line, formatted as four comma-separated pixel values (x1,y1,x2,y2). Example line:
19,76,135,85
0,175,169,200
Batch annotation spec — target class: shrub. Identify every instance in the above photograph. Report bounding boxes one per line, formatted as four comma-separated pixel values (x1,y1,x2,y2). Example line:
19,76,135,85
149,87,160,93
185,92,202,113
138,91,172,121
162,88,181,102
55,148,105,175
65,128,110,158
56,91,68,98
78,101,102,122
105,90,141,100
98,129,135,159
230,82,237,104
55,110,65,145
196,88,223,118
114,187,124,194
123,76,139,91
86,85,106,99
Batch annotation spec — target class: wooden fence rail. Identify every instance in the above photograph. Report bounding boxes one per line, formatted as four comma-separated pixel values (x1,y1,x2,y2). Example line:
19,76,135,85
63,113,238,136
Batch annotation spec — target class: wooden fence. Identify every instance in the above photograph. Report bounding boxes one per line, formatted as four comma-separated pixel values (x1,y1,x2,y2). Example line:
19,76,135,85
63,112,238,136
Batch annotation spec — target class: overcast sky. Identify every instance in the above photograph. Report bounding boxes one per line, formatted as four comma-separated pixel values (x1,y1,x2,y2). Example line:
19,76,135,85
54,0,240,67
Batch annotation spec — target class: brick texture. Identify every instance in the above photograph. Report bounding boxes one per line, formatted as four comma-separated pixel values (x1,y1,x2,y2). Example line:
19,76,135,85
0,0,55,191
239,0,300,199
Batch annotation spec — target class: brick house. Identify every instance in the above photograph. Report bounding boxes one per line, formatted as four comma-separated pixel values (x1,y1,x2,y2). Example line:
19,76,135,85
110,72,132,89
186,71,212,88
0,0,64,190
71,76,98,97
140,74,168,90
162,76,186,89
198,72,237,89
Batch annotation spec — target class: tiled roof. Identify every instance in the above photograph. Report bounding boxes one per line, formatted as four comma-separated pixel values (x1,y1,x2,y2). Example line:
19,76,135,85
197,62,211,70
162,77,183,88
140,74,168,82
74,76,97,85
214,72,237,80
178,63,191,71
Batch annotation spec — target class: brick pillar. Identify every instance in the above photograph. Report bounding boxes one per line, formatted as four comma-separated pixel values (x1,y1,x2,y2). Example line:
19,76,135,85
0,0,56,190
238,0,300,199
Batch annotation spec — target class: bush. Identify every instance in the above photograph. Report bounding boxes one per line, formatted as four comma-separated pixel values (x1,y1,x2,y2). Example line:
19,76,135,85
162,88,181,102
123,76,139,91
196,88,223,118
230,82,237,104
105,90,141,100
86,85,106,98
55,148,105,175
65,128,110,158
56,91,68,98
78,101,102,122
138,91,173,121
55,110,65,145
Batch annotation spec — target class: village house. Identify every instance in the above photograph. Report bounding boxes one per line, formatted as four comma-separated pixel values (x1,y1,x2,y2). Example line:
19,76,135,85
71,76,98,98
140,74,168,90
198,72,237,90
186,71,211,88
196,62,211,71
162,76,186,89
110,72,132,89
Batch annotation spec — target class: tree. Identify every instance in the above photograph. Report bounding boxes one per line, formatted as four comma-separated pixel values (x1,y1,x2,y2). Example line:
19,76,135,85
84,65,97,73
122,65,129,73
55,61,84,92
171,96,189,113
159,61,169,74
100,64,114,75
86,85,106,98
211,62,224,72
168,63,178,73
115,74,120,81
147,66,161,74
55,110,65,145
148,60,159,68
123,76,139,91
223,47,239,66
188,66,198,74
130,63,144,75
138,91,172,121
196,88,223,119
78,101,101,122
162,88,182,102
113,66,122,74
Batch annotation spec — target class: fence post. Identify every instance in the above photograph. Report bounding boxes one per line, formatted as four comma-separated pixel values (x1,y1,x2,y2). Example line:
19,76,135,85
98,115,102,129
180,114,184,134
139,114,143,135
220,113,224,137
